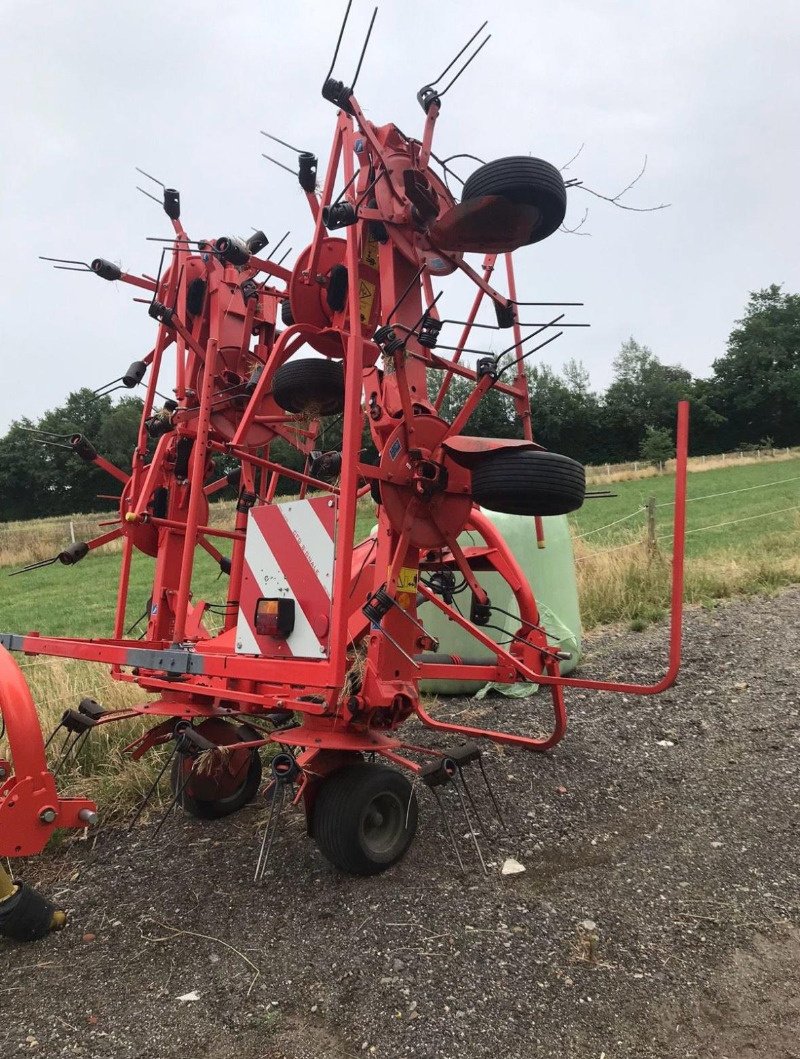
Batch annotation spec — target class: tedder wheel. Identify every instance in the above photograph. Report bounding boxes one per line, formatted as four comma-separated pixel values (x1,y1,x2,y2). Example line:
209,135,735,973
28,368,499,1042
272,358,345,415
170,718,263,821
313,764,418,876
471,449,586,516
461,156,567,244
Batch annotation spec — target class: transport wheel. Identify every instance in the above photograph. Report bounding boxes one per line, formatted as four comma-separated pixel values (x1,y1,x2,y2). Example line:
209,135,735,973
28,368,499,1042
461,156,567,244
272,358,345,415
280,299,294,325
313,764,418,875
471,449,585,516
171,719,262,820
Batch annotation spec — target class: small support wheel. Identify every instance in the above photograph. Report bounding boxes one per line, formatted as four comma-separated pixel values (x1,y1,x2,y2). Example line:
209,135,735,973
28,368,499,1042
471,448,586,516
171,719,262,820
313,764,418,875
272,358,345,416
461,156,567,244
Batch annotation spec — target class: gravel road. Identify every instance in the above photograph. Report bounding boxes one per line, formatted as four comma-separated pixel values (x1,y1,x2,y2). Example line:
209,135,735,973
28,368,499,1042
3,588,799,1059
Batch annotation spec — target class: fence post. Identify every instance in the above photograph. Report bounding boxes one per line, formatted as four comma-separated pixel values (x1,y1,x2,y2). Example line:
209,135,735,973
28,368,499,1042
69,521,76,544
646,496,657,560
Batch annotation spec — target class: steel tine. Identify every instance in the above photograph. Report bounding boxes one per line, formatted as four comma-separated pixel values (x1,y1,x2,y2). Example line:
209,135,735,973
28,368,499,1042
457,763,488,837
453,774,487,874
253,784,277,883
59,728,92,773
477,756,507,831
52,733,81,777
262,783,286,877
44,715,68,751
430,787,464,872
151,758,194,839
254,779,281,882
128,742,178,832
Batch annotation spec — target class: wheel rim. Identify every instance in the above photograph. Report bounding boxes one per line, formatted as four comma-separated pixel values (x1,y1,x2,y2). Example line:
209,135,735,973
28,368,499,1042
359,791,406,858
178,719,255,805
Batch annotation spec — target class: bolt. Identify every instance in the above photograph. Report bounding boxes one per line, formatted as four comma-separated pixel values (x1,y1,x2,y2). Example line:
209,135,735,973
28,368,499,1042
39,808,57,824
78,808,98,826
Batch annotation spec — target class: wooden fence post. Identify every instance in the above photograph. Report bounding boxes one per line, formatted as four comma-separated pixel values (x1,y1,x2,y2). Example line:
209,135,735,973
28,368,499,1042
646,496,657,559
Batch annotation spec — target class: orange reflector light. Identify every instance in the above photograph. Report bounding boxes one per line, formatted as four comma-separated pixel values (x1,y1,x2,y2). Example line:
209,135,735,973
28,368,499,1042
255,597,295,638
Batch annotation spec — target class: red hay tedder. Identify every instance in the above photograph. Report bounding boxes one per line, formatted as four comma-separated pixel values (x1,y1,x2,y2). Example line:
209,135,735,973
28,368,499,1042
0,8,688,941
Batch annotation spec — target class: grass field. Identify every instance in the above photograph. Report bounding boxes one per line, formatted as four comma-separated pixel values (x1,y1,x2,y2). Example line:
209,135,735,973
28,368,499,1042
1,456,797,816
571,456,800,627
1,458,798,638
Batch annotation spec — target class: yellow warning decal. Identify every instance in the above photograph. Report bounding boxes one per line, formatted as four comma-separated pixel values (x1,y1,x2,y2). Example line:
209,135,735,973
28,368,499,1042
396,567,418,594
361,234,380,269
359,278,376,323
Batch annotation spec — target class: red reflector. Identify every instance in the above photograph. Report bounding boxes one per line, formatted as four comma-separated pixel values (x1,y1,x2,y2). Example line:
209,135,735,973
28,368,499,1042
255,597,295,638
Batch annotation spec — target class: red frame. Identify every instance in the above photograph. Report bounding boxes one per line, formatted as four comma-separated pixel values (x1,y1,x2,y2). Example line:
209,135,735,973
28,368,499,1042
0,81,689,857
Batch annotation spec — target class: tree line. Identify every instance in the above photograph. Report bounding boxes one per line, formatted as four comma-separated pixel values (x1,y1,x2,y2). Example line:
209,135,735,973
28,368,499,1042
0,284,797,522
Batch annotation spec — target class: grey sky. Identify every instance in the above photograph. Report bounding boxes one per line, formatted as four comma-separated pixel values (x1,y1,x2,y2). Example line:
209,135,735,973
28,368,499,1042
1,0,798,432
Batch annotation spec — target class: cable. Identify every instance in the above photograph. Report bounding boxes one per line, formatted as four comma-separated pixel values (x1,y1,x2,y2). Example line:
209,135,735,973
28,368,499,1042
657,474,800,509
574,508,645,538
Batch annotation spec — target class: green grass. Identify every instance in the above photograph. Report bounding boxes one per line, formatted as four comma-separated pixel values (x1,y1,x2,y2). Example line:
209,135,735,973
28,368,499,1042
0,499,378,640
0,461,797,641
569,457,800,559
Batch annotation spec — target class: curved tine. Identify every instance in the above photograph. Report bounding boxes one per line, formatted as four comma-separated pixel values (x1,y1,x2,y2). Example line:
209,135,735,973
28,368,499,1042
262,153,299,178
137,186,163,206
135,166,165,188
9,556,59,577
323,0,354,85
258,782,287,883
265,230,290,261
20,426,72,439
350,6,377,92
453,776,487,874
426,21,488,87
477,757,507,831
438,35,491,98
127,743,178,831
457,764,488,836
152,756,196,838
261,131,306,155
39,256,91,267
430,787,464,872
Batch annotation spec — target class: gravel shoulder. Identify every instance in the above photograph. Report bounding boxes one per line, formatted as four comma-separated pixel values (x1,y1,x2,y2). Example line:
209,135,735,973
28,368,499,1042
3,588,800,1059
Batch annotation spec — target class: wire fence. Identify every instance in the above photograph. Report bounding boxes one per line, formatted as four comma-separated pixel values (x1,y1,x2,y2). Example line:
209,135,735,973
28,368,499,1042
585,445,800,484
573,469,800,562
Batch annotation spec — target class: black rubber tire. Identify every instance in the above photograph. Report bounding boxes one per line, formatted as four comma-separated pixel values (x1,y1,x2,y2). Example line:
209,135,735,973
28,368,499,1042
471,449,585,516
280,299,294,326
171,726,263,821
314,764,418,876
272,358,345,416
461,156,567,244
0,881,57,942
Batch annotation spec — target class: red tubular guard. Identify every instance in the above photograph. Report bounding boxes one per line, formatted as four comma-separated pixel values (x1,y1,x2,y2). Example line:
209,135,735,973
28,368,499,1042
0,646,95,856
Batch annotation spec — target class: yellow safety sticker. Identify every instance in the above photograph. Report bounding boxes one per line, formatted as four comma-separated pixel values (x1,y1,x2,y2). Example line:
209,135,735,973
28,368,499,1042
361,234,380,270
359,278,376,323
396,567,418,594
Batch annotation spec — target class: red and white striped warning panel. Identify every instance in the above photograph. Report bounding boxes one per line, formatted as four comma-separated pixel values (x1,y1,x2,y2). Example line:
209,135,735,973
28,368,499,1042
236,496,337,658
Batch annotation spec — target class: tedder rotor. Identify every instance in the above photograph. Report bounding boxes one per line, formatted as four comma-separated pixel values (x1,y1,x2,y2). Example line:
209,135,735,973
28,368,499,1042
0,8,689,940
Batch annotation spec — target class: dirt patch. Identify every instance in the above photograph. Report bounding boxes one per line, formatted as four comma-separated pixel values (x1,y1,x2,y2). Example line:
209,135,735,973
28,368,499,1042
2,588,800,1058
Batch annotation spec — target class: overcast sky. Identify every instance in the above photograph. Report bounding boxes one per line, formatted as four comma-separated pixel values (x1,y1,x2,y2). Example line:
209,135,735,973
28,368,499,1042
1,0,798,432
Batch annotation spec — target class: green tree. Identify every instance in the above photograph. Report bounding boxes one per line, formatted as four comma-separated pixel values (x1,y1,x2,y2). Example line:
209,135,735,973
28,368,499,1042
639,425,675,468
711,285,800,447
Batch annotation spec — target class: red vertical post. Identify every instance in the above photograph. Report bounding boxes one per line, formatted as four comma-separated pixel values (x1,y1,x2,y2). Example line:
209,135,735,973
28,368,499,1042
172,338,220,643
